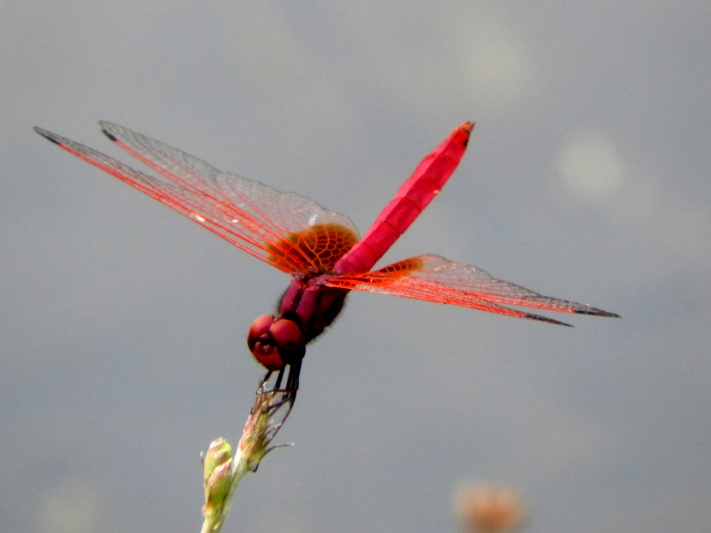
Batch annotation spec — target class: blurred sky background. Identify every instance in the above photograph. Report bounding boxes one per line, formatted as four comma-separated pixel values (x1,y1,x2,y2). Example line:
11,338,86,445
2,2,710,532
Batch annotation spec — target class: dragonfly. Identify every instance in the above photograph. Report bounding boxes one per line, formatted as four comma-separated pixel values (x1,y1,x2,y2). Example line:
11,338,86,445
34,121,619,391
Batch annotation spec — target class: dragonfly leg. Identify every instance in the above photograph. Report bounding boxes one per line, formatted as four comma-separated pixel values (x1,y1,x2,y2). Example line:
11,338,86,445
273,367,286,391
260,370,273,388
259,364,299,394
285,361,301,394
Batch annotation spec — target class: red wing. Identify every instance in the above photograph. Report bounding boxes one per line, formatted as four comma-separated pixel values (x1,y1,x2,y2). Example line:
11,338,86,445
34,123,360,275
326,254,620,326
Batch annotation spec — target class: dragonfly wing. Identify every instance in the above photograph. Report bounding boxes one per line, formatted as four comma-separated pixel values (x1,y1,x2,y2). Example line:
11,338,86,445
34,124,360,275
334,122,473,274
326,254,620,326
100,121,225,198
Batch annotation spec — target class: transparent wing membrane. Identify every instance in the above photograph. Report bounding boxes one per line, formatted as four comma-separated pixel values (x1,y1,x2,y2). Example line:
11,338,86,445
327,254,620,326
35,124,359,275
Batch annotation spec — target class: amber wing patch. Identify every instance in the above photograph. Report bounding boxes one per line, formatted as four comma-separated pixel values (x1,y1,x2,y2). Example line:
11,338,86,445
267,223,360,274
327,256,425,287
369,257,424,281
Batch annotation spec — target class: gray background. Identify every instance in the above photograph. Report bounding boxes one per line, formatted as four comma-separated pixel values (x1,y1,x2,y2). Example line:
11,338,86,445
3,2,709,532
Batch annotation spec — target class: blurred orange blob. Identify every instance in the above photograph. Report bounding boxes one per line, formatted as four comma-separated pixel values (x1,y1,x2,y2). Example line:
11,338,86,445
454,484,525,533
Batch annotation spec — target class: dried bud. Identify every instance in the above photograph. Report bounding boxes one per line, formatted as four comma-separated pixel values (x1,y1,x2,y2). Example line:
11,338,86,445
238,386,295,472
200,382,296,533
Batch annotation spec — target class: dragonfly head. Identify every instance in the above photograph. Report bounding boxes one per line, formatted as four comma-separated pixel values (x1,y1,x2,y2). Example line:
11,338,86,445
247,314,305,370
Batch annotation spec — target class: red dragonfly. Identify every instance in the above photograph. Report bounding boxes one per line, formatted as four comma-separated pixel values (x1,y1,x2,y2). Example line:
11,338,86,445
35,121,618,391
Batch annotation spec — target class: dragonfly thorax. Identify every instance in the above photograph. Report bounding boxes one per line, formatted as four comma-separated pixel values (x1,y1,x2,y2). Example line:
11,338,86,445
247,277,349,371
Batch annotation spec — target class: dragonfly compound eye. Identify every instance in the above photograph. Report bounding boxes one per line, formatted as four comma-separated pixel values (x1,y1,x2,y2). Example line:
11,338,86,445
270,318,305,365
247,315,284,370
